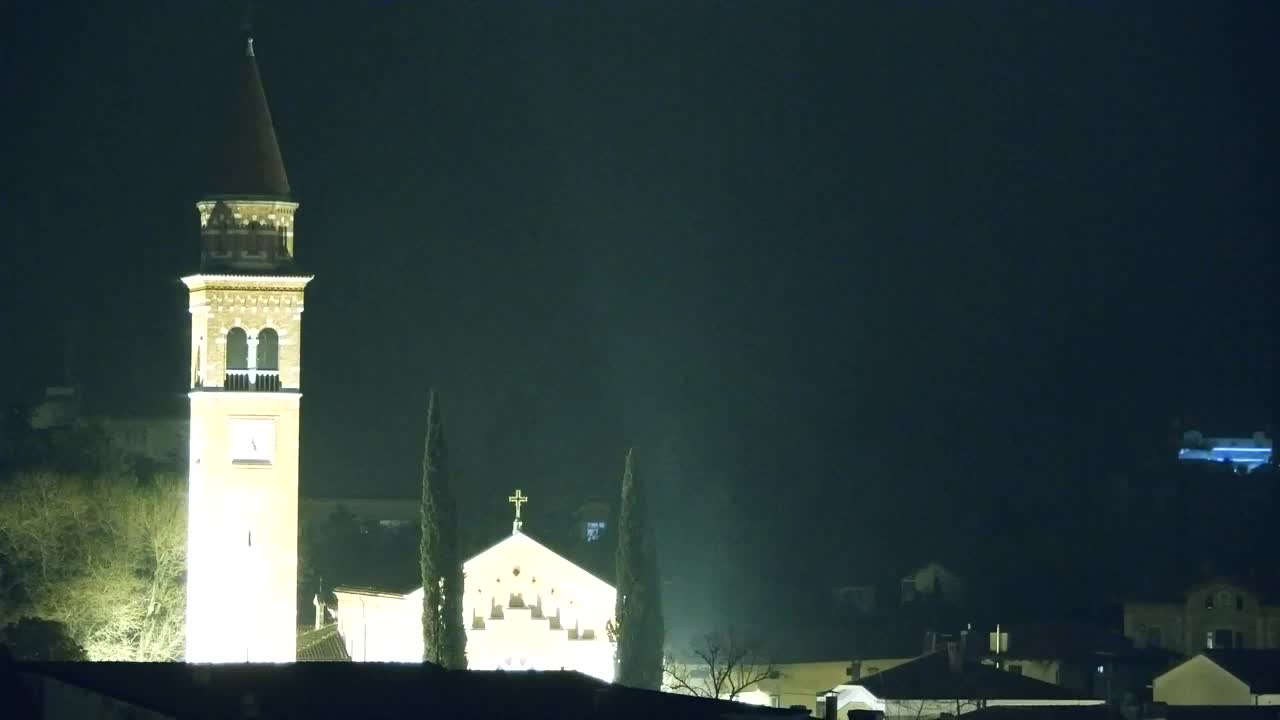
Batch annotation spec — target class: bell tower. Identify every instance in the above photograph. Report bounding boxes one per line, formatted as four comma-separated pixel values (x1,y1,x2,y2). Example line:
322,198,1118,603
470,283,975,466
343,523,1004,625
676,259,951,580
183,29,311,663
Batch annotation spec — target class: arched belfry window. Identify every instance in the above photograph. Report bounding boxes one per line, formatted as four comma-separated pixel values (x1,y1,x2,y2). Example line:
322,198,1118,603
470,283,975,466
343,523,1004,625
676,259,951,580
256,328,279,371
226,328,249,369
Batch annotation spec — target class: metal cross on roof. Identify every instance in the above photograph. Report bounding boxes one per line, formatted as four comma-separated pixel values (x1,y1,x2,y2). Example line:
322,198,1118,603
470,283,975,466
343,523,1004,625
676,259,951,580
508,489,529,534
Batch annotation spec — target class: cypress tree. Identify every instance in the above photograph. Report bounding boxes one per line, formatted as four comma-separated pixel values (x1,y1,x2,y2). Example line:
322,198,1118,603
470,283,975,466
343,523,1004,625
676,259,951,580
440,478,468,668
614,448,665,688
419,389,465,667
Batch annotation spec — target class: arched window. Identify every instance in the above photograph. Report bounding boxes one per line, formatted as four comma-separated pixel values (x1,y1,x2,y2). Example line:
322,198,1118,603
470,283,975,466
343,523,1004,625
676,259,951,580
256,328,279,370
226,328,249,370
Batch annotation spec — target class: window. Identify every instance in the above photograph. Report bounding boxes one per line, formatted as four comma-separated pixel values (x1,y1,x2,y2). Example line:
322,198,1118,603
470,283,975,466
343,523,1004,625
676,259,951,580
585,521,606,542
1007,665,1023,676
1236,631,1245,649
1237,595,1245,612
226,328,249,370
256,328,279,370
1209,629,1235,649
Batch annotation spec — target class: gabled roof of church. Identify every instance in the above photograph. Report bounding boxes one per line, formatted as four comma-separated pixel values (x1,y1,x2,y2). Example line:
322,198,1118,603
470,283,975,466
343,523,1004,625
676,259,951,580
205,33,291,199
334,530,615,598
465,530,615,591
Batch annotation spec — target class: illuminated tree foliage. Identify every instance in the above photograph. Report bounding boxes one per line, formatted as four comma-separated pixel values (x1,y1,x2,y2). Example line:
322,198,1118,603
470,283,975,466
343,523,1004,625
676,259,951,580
614,448,665,689
419,389,466,668
0,471,186,661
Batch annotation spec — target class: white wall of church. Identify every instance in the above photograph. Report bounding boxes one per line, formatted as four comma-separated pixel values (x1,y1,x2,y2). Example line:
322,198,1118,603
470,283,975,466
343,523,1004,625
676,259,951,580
335,590,423,663
336,532,617,681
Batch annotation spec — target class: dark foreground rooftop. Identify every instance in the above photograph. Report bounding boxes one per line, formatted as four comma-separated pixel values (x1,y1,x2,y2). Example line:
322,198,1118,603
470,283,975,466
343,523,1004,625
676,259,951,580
9,660,810,720
963,705,1280,720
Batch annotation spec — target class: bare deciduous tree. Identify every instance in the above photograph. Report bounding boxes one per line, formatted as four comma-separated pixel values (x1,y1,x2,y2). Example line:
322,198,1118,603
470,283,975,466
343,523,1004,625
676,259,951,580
663,628,780,702
882,697,982,719
0,471,186,661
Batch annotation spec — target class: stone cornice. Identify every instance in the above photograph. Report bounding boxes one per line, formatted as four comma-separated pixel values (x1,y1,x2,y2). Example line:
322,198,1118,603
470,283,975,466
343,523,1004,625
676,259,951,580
182,274,314,292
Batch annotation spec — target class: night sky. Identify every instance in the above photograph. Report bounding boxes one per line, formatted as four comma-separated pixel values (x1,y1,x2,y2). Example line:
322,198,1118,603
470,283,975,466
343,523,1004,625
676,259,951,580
4,1,1279,638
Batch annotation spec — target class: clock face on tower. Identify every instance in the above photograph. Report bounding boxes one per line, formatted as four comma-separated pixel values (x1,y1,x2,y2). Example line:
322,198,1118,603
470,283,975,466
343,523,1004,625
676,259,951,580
229,418,276,465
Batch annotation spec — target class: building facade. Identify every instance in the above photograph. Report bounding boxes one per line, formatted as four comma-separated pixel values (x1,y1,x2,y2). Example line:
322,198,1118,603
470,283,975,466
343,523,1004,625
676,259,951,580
335,528,617,680
1125,580,1280,655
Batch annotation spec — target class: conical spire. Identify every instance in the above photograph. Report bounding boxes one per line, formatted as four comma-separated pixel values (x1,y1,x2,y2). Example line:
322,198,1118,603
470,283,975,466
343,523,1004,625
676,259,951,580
205,28,291,198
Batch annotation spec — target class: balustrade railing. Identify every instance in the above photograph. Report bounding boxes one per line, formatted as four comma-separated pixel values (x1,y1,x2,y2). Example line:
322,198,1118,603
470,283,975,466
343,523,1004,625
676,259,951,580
224,369,282,391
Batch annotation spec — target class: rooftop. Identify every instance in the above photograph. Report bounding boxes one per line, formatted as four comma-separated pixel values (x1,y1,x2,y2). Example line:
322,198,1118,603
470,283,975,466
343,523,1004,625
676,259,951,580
962,706,1120,720
849,651,1093,701
12,662,806,720
204,34,290,199
296,624,350,662
1204,649,1280,694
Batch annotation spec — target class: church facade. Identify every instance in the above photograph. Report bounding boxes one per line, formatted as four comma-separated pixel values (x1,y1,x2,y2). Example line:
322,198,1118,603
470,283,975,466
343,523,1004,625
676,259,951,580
335,501,617,680
184,32,311,663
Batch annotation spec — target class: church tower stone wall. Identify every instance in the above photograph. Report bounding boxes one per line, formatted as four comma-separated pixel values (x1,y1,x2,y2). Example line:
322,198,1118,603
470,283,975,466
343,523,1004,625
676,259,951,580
184,32,311,663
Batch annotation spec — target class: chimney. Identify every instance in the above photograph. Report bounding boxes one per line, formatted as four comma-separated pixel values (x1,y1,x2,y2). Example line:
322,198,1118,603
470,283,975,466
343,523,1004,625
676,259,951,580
990,624,1009,654
945,641,963,674
313,593,324,630
823,693,838,720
